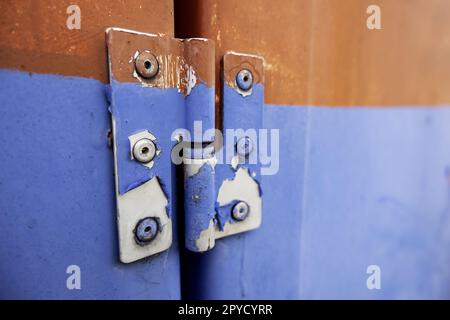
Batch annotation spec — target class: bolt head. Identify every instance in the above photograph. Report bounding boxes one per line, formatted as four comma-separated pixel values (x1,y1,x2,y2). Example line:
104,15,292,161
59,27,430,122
135,51,159,79
236,69,253,91
133,138,156,163
232,201,250,221
135,217,159,244
236,137,254,157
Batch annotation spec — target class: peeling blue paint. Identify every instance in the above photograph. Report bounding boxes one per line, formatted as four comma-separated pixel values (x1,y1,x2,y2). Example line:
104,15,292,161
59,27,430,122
157,176,172,219
123,173,153,193
219,83,263,181
183,82,264,251
213,83,264,235
182,77,216,251
215,199,241,231
109,80,185,198
184,162,216,251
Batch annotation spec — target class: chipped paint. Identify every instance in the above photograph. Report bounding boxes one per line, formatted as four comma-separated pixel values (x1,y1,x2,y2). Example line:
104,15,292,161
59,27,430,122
223,52,264,98
128,130,158,169
225,50,264,60
235,84,253,97
130,50,199,96
107,74,186,261
106,29,214,97
105,27,162,38
184,157,217,177
230,155,239,170
117,177,171,263
182,38,210,42
185,65,197,95
217,168,261,205
185,166,262,252
194,220,216,252
184,161,216,252
183,53,264,252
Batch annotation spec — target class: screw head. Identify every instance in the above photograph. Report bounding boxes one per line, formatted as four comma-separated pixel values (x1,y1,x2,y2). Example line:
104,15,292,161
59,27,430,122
236,69,253,91
133,138,156,163
135,51,159,79
232,201,250,221
236,137,254,157
135,217,159,244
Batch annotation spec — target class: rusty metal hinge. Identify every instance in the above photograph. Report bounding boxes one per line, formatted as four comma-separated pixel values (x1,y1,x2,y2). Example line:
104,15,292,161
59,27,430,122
106,27,264,263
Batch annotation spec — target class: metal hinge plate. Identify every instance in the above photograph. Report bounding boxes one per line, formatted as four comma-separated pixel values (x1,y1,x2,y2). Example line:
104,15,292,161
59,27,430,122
184,52,264,252
106,27,264,262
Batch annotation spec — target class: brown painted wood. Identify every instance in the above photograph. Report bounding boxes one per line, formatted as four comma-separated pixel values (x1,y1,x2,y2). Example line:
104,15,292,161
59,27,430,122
0,0,174,82
175,0,450,107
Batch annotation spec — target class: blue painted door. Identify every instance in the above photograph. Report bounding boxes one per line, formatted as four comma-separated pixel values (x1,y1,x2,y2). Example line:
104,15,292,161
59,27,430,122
0,0,181,299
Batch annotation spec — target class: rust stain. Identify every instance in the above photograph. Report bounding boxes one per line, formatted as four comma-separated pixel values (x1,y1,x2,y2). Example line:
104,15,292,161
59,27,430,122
222,52,264,90
107,29,214,94
175,0,450,107
3,0,450,106
0,0,174,82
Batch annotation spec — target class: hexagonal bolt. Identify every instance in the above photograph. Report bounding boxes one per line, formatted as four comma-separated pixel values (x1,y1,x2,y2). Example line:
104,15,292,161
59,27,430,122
135,217,159,244
232,201,250,221
235,69,253,91
236,136,254,157
133,138,156,163
135,51,159,79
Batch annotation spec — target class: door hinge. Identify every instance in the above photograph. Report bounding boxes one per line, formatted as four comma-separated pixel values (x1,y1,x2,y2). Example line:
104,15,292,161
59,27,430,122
106,28,264,262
